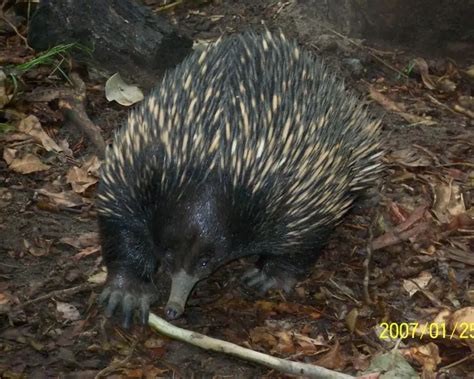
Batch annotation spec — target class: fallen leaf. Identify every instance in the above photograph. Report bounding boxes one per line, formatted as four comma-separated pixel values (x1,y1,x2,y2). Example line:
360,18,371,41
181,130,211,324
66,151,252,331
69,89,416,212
8,153,49,174
58,139,74,157
2,147,16,165
450,307,474,335
66,156,100,193
0,292,11,306
0,69,12,108
255,300,321,319
23,238,53,257
389,148,432,167
369,86,436,126
364,350,418,379
88,270,107,284
466,65,474,78
314,341,347,370
60,232,99,249
274,330,295,354
432,182,466,223
73,246,100,260
56,301,81,321
403,271,432,296
105,72,144,106
249,327,278,350
413,57,456,93
401,343,440,379
17,115,62,152
36,188,88,208
412,58,436,90
345,308,358,333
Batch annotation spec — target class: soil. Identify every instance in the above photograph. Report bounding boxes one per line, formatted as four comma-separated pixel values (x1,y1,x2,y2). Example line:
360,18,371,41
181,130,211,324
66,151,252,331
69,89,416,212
1,0,473,378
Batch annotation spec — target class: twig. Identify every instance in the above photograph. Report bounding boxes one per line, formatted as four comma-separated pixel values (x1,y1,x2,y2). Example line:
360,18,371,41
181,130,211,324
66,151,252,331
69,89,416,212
59,73,106,158
0,4,32,50
154,0,184,12
18,282,99,308
148,313,354,379
363,209,378,305
439,354,474,372
23,74,106,157
320,24,407,79
95,340,137,378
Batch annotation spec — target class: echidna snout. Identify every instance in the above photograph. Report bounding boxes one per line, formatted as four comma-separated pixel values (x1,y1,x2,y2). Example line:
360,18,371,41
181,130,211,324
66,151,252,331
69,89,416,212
165,270,200,320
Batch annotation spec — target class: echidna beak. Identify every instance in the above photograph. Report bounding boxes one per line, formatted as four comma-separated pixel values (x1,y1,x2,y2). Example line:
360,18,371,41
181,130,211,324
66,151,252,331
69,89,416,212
165,270,199,320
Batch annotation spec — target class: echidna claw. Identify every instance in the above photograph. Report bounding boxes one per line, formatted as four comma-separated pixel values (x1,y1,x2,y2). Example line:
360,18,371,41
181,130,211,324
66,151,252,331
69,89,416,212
99,273,158,328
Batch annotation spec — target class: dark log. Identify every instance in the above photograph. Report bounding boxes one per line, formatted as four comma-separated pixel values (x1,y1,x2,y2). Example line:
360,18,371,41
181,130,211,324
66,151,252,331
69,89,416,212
295,0,474,57
27,0,193,89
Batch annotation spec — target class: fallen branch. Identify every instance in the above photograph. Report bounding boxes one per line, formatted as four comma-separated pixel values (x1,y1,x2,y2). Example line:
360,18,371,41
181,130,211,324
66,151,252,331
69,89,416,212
25,73,107,158
148,312,354,379
59,73,106,158
18,282,99,308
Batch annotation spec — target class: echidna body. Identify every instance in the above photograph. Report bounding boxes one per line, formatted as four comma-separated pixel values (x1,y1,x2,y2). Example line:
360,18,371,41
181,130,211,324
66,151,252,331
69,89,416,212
97,30,382,325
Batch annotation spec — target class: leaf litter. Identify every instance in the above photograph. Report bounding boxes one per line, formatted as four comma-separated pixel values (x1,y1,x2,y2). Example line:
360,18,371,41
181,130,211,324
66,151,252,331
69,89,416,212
0,1,474,377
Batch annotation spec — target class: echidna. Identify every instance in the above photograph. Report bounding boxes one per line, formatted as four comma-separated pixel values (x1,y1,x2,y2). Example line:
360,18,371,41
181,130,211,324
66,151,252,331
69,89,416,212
97,30,383,326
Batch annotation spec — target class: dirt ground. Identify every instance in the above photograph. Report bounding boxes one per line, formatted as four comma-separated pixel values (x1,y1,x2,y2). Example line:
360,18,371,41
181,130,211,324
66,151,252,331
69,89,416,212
1,1,474,378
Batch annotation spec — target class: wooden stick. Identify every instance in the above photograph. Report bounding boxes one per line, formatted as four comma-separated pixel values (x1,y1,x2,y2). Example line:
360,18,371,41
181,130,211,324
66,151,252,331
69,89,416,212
148,312,354,379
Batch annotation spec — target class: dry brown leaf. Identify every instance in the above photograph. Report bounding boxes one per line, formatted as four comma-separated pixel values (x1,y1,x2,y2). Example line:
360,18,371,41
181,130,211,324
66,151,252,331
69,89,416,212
66,156,101,194
274,331,296,354
58,139,74,157
403,271,432,296
466,65,474,78
401,342,440,379
445,243,474,265
73,246,101,260
36,188,87,208
255,300,321,319
0,292,11,306
60,232,99,249
17,115,62,152
413,58,436,90
293,333,325,353
345,308,358,333
369,86,436,125
454,104,474,119
450,307,474,337
56,301,81,321
313,341,347,370
2,147,16,165
432,182,466,224
389,148,432,167
0,70,12,109
249,327,278,350
23,238,53,257
9,153,49,174
87,270,107,284
413,58,456,93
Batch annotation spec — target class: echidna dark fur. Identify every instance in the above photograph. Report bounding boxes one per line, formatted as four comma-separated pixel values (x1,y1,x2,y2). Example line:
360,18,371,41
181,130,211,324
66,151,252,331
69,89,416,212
97,29,383,326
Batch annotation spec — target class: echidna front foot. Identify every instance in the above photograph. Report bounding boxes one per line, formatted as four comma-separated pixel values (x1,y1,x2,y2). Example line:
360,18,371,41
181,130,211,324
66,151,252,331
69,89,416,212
242,255,305,294
99,270,159,328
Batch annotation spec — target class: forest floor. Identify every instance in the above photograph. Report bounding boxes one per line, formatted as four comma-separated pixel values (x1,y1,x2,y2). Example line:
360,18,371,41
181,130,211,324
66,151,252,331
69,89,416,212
1,0,473,378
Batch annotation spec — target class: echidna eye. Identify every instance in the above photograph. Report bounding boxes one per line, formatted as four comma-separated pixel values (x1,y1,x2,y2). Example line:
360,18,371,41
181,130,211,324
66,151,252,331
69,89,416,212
200,259,208,268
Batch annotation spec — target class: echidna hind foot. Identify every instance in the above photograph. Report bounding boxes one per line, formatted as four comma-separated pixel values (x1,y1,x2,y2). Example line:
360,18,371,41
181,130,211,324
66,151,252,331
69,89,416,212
99,272,159,328
242,254,317,294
